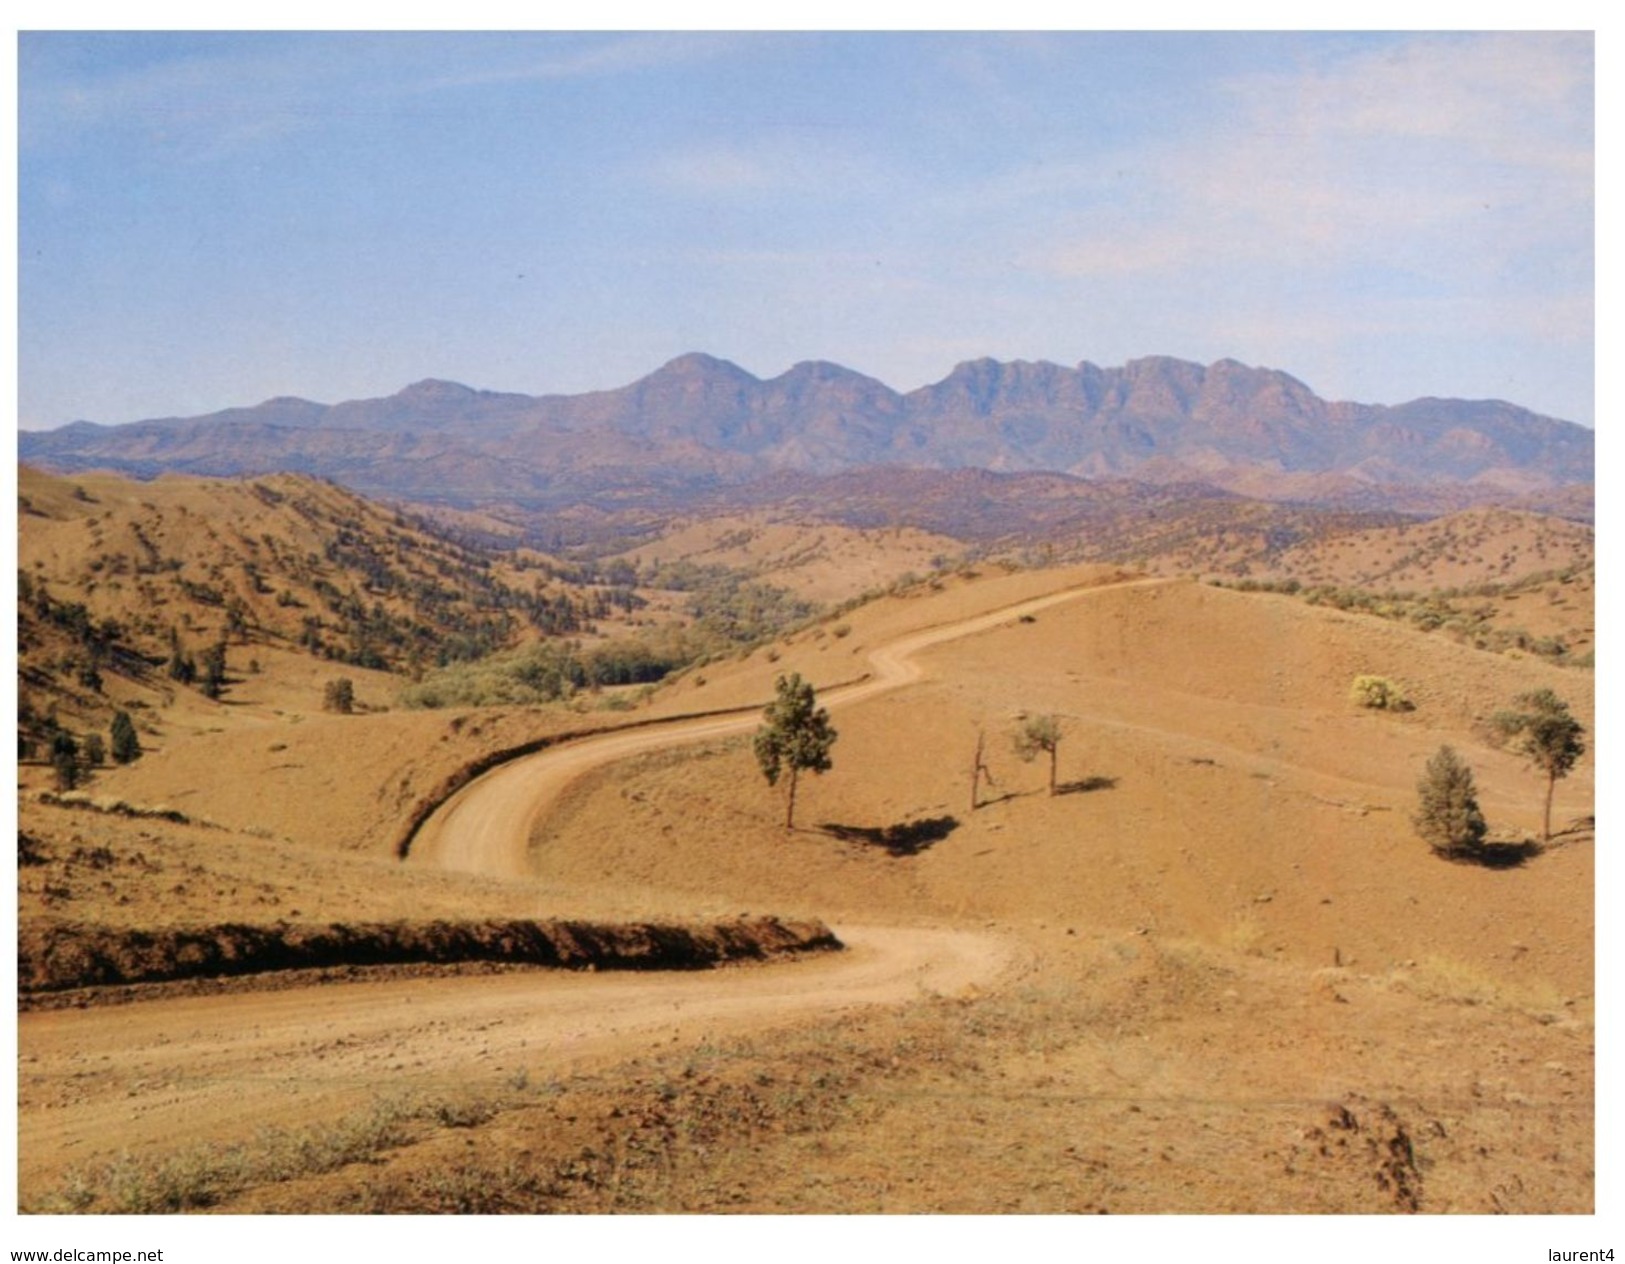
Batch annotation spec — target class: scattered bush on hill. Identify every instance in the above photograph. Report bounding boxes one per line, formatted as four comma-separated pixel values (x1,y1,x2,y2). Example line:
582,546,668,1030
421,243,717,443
322,678,356,714
637,561,818,646
398,564,821,711
1207,565,1592,666
1350,675,1410,711
398,630,703,710
50,732,80,791
110,710,141,764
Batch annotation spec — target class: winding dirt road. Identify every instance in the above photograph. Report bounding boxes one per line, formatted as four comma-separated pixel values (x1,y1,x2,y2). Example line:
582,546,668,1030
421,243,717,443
17,575,1160,1202
410,576,1167,877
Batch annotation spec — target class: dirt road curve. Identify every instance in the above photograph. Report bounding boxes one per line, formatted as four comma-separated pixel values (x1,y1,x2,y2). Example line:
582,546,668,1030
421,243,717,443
17,576,1155,1198
410,575,1169,877
17,925,1023,1192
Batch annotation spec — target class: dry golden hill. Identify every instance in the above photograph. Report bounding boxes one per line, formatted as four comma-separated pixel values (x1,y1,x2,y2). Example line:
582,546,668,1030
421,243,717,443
533,575,1594,993
609,512,964,604
16,560,1594,1214
16,464,655,749
1268,506,1593,592
1195,508,1594,668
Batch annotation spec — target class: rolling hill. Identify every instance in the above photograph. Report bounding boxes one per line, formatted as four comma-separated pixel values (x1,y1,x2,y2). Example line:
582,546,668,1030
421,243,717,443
14,466,648,750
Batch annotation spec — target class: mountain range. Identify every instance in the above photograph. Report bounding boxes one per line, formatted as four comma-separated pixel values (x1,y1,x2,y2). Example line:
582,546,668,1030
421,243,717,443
19,353,1593,510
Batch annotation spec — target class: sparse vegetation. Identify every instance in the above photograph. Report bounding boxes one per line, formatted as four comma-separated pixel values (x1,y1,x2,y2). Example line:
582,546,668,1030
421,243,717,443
109,710,141,764
31,1094,429,1213
1214,564,1594,667
1413,745,1487,860
322,678,356,715
399,632,698,709
49,731,81,791
200,641,228,700
1350,675,1410,711
969,730,997,810
1013,714,1064,796
1492,689,1586,842
753,673,838,830
14,467,1595,1216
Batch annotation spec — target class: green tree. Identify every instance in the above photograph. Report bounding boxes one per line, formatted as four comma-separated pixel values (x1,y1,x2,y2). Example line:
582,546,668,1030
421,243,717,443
753,673,837,830
83,732,106,767
110,710,142,764
1014,714,1064,796
1493,689,1586,842
1413,745,1487,858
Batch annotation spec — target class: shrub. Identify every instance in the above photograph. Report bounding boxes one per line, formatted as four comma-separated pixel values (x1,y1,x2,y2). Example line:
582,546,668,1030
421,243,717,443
1350,675,1409,711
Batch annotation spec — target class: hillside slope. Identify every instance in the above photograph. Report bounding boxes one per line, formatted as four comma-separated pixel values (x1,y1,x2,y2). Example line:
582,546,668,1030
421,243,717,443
16,564,1592,1214
15,465,643,749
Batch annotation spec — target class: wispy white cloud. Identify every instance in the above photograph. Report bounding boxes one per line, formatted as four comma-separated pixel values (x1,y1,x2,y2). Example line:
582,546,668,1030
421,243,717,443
1259,32,1592,164
1027,32,1592,283
20,33,749,159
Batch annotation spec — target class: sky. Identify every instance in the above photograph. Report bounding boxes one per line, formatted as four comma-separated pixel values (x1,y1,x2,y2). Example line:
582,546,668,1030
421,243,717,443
16,29,1597,429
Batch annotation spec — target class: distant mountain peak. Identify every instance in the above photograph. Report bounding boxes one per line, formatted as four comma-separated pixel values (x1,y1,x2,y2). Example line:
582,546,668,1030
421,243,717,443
18,350,1591,511
654,352,755,380
397,378,477,399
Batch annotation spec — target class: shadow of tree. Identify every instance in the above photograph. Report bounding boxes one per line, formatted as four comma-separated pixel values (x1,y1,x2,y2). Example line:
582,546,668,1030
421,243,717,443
1056,775,1118,796
974,789,1036,809
817,816,960,857
1440,839,1544,869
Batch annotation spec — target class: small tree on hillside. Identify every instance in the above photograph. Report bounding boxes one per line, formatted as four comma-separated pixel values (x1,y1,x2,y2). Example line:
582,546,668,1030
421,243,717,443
1493,688,1586,842
753,673,837,830
110,710,142,764
1414,745,1487,859
167,646,197,686
323,677,356,715
50,731,80,791
200,641,228,700
1014,714,1064,796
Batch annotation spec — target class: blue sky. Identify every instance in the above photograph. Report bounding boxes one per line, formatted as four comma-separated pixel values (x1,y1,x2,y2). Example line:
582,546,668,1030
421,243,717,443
17,29,1596,428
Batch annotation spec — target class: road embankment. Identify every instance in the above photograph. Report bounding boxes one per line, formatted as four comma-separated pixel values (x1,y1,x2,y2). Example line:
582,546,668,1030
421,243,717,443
18,915,841,1001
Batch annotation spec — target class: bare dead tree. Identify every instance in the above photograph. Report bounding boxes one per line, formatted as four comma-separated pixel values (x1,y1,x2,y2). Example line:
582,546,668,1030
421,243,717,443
970,729,998,810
